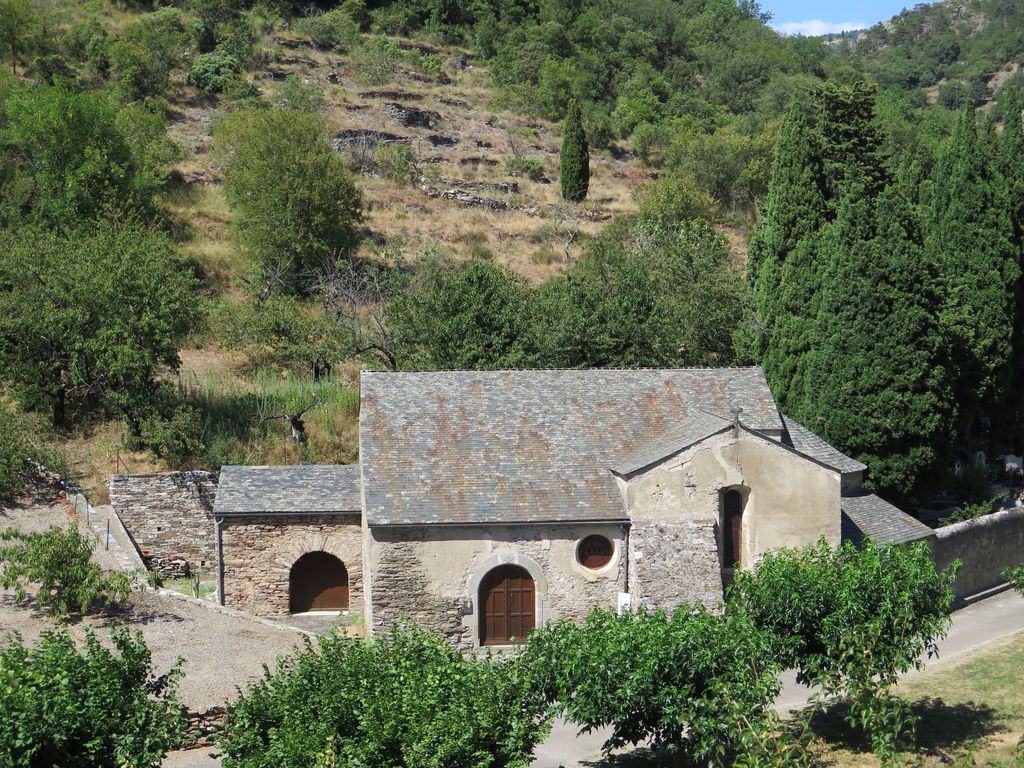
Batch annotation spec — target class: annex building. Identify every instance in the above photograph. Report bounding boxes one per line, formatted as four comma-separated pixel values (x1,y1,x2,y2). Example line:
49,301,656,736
201,367,933,649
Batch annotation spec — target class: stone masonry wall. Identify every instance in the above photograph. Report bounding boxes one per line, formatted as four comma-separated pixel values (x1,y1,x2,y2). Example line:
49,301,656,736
628,521,723,611
932,506,1024,599
221,514,363,616
368,524,626,650
110,472,218,575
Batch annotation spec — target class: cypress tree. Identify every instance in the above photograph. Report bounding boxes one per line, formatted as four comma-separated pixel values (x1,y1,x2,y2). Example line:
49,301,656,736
747,101,826,414
807,184,954,501
927,108,1017,427
559,99,589,203
999,95,1024,439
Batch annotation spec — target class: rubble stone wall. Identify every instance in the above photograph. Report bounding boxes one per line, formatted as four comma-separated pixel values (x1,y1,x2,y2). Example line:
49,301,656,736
221,514,363,616
109,472,218,575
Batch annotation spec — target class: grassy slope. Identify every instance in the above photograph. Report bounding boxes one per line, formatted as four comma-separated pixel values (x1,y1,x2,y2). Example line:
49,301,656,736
52,5,672,499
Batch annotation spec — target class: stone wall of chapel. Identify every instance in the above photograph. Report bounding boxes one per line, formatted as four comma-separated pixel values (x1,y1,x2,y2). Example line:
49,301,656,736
221,514,363,617
366,524,626,650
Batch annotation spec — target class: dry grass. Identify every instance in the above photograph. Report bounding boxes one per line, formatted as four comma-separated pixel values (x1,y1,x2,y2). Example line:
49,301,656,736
805,632,1024,767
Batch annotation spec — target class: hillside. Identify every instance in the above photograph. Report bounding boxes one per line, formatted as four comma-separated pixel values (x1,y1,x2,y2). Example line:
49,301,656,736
837,0,1024,110
5,0,1024,507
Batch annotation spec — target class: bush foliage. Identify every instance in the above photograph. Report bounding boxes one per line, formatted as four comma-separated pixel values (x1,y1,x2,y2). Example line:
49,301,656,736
525,605,785,765
218,622,551,768
0,524,132,616
731,539,959,760
0,627,184,767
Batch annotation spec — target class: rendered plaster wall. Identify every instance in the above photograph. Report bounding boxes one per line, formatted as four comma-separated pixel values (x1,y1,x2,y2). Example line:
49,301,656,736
109,472,218,573
221,514,363,616
932,507,1024,599
623,428,840,574
365,524,626,649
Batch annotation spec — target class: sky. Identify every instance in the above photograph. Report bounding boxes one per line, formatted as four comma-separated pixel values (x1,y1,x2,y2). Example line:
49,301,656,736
763,1,912,36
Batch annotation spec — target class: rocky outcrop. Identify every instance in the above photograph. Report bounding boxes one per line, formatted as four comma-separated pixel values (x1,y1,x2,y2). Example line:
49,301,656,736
435,176,519,195
359,89,423,101
380,102,441,129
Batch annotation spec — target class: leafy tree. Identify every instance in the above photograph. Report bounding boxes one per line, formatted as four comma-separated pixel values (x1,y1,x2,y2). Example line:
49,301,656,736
0,220,199,431
805,183,954,500
219,622,550,767
536,219,743,368
635,169,716,231
525,605,788,766
387,259,532,370
0,525,132,616
559,98,589,202
110,8,192,101
0,0,41,74
0,407,59,502
0,627,184,767
731,539,959,761
926,108,1017,426
214,108,363,294
0,85,161,227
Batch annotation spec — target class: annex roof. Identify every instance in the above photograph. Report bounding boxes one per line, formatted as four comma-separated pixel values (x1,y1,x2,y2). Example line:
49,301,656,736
841,493,935,546
359,367,783,526
780,415,867,475
214,464,362,516
612,410,733,476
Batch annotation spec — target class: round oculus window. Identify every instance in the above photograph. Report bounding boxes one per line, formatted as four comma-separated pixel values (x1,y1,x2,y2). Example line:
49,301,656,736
577,535,614,570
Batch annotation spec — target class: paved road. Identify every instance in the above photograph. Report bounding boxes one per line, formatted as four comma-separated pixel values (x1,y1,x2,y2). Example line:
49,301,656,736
165,590,1024,768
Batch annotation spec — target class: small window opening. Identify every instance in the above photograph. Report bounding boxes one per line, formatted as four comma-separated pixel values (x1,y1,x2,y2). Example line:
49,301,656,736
576,535,614,570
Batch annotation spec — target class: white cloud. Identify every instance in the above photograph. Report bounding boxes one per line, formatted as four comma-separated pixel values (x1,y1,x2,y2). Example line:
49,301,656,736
773,19,867,36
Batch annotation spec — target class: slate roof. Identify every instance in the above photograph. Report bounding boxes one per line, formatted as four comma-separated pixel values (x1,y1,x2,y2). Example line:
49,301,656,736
613,411,732,476
841,493,935,546
359,367,783,526
214,464,362,515
780,415,867,475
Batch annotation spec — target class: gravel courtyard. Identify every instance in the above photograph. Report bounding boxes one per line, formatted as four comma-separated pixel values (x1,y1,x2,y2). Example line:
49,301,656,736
0,490,309,718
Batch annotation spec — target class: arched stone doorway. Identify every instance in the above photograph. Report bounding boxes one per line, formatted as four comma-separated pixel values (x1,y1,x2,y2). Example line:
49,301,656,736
289,551,349,613
478,564,535,645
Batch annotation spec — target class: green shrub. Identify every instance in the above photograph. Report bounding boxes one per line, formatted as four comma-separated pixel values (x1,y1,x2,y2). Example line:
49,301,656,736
0,627,184,767
506,156,545,181
218,622,551,767
374,141,418,184
0,525,133,616
350,36,400,85
730,539,959,761
272,74,326,112
294,7,360,51
525,605,785,765
187,50,241,93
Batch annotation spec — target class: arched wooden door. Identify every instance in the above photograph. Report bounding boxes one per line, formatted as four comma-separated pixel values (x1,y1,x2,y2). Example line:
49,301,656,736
479,564,535,645
722,489,744,568
289,551,349,613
